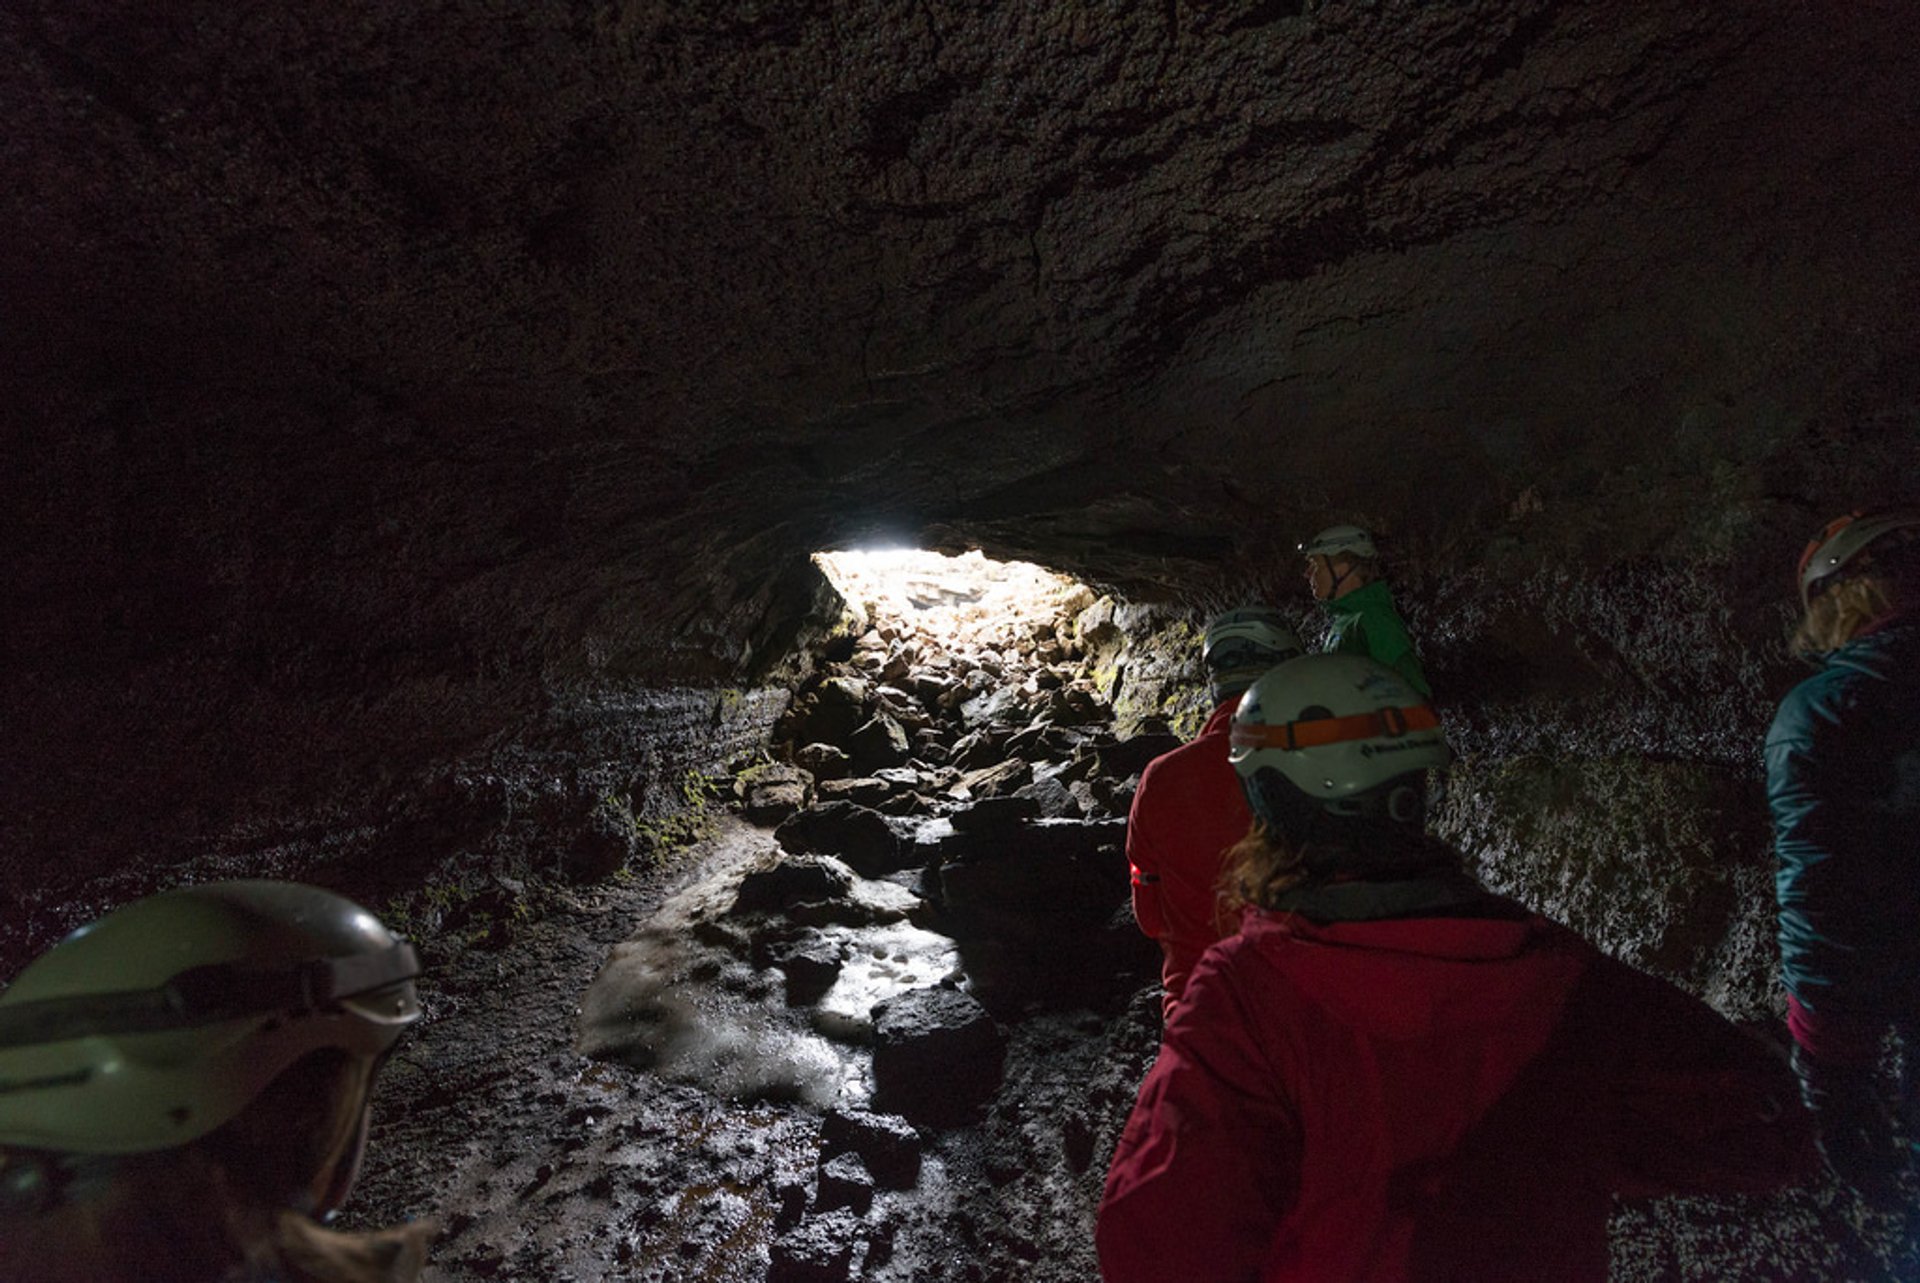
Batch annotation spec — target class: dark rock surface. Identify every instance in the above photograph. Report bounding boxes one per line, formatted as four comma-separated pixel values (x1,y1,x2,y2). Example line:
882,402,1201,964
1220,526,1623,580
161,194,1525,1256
6,5,1920,1280
872,987,1008,1126
821,1108,924,1192
776,802,904,878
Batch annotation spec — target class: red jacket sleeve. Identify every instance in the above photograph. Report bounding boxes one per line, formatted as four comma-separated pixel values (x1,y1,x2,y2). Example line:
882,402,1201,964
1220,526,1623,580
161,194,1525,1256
1096,950,1300,1283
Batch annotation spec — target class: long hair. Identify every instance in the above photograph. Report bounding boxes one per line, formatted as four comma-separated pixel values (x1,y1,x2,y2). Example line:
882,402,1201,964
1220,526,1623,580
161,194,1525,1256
0,1051,376,1283
1220,818,1461,914
1792,574,1901,657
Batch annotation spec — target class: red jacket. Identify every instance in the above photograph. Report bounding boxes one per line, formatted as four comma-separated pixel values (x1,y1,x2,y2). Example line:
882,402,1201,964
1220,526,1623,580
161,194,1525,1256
1097,899,1813,1283
1126,698,1253,1019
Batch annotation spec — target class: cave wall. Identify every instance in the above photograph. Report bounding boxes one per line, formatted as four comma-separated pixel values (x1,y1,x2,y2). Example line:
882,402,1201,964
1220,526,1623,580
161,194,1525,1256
2,1,1918,958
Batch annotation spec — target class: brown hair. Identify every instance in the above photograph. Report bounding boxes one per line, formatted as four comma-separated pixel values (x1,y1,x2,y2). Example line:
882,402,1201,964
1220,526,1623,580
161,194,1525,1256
0,1052,371,1283
1791,573,1902,657
1219,820,1459,914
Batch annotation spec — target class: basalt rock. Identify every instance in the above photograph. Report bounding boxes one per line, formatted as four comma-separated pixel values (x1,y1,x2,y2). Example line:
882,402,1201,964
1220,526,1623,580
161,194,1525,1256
768,1209,863,1283
948,795,1042,835
795,743,853,782
871,986,1007,1126
775,801,903,878
847,712,911,775
731,855,856,917
816,777,893,807
954,758,1033,800
815,1152,876,1215
821,1108,924,1192
736,762,815,825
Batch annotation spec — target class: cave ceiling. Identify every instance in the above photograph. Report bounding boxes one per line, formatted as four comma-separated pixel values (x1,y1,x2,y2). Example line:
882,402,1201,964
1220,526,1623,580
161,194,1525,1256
3,3,1919,877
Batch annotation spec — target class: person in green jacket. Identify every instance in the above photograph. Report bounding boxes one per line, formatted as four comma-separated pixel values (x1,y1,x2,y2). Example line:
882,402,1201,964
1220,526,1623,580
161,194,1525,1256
1300,523,1432,696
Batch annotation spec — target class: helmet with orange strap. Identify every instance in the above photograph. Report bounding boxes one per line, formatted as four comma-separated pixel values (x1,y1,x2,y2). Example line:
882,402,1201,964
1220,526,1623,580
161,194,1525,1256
1228,654,1449,839
1796,508,1920,607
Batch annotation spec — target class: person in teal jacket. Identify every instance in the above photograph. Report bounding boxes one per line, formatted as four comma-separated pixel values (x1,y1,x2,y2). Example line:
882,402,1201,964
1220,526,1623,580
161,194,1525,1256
1300,524,1432,696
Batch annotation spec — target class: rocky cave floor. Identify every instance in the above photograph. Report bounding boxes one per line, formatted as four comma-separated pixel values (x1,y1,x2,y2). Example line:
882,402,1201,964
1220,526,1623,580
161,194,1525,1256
311,578,1920,1280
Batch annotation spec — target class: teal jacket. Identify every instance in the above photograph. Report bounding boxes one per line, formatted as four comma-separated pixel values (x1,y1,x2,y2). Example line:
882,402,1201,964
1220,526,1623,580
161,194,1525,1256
1322,580,1431,696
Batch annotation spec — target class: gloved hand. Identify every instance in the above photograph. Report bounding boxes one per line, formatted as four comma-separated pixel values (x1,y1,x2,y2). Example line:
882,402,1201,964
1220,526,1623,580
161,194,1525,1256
1792,1045,1908,1198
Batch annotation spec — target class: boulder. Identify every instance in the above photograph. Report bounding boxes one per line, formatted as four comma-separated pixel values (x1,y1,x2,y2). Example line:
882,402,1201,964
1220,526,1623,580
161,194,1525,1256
771,937,844,1006
847,712,911,775
948,795,1041,835
1048,687,1108,726
1013,773,1082,819
775,801,903,877
817,777,893,806
736,763,814,825
794,675,872,747
1098,731,1184,780
821,1108,923,1191
950,730,1003,771
815,1152,875,1214
871,986,1006,1125
795,742,852,782
768,1209,862,1283
731,856,856,916
954,758,1033,799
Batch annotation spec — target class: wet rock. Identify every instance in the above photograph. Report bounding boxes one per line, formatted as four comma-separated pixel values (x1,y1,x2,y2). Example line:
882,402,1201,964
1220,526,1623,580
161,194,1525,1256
821,1108,923,1191
732,856,856,916
795,742,852,782
816,1151,875,1214
736,763,815,825
775,801,903,877
955,758,1033,800
872,986,1007,1125
847,712,911,774
768,1208,862,1283
772,937,845,1006
949,795,1041,835
873,766,923,790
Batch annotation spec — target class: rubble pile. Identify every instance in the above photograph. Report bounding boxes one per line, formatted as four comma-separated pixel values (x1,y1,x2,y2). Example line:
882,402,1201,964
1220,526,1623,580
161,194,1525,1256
571,558,1182,1278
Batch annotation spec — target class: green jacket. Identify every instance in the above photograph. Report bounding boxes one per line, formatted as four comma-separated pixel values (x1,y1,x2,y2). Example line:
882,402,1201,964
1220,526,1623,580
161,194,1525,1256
1322,580,1431,696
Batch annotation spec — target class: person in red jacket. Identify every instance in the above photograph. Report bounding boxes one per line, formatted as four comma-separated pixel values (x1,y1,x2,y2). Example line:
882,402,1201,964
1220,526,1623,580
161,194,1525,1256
1098,655,1814,1283
1126,607,1303,1019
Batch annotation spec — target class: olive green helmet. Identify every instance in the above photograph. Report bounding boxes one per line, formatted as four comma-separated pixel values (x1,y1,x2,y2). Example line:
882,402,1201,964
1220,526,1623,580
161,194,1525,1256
0,881,419,1156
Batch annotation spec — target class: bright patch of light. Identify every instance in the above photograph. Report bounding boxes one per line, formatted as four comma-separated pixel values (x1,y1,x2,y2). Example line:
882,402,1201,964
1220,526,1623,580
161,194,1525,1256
812,548,1085,641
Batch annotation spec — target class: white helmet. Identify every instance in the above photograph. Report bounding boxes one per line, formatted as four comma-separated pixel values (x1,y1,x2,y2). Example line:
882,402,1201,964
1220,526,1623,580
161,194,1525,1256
0,881,419,1157
1202,607,1305,701
1228,654,1449,836
1299,524,1379,561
